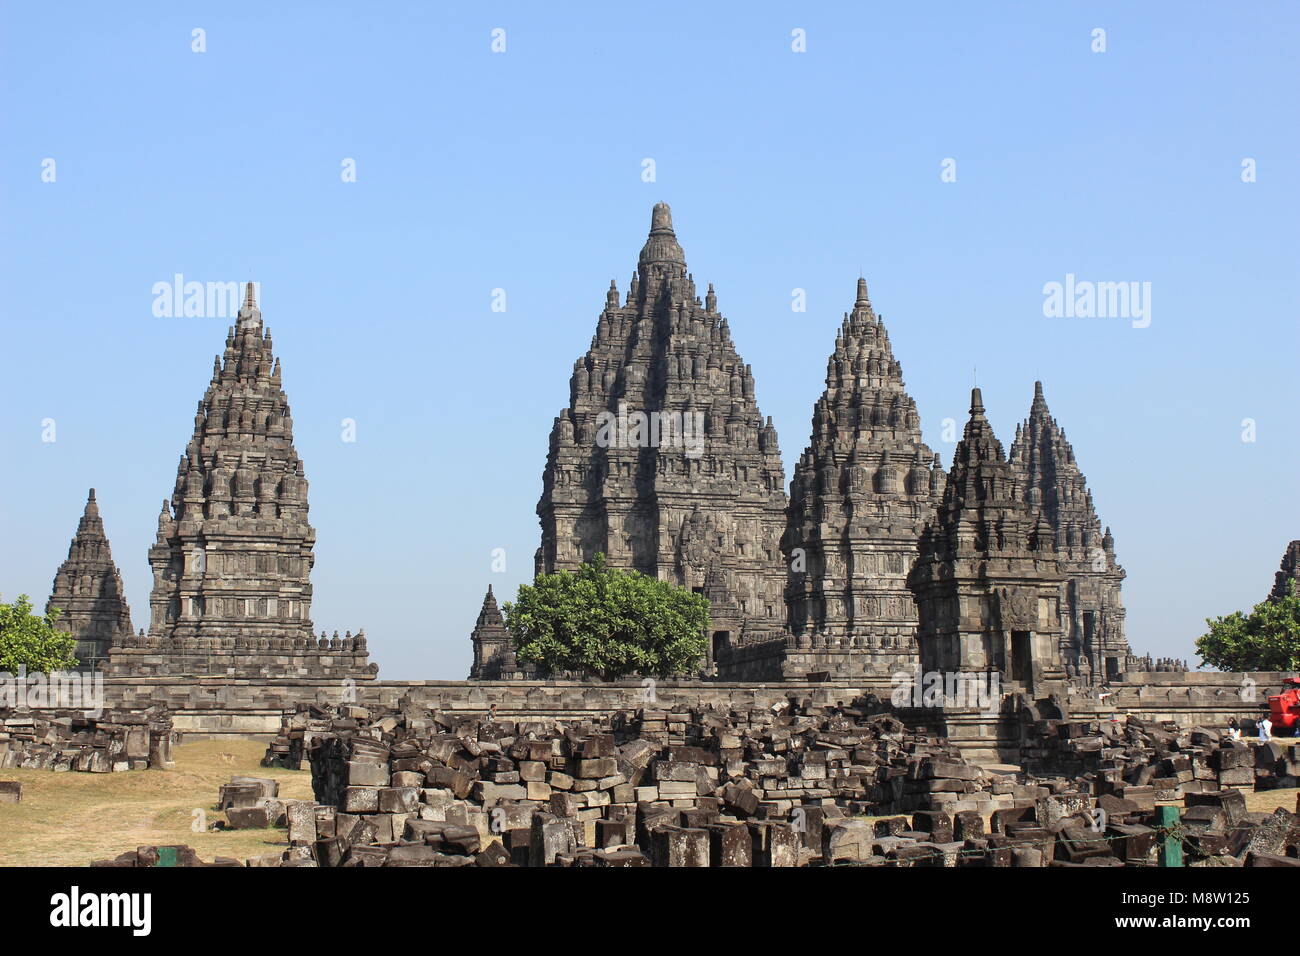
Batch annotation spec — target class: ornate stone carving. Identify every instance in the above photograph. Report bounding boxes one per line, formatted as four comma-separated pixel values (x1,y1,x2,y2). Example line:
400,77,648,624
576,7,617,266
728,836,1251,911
534,204,788,645
1009,381,1130,682
46,489,133,671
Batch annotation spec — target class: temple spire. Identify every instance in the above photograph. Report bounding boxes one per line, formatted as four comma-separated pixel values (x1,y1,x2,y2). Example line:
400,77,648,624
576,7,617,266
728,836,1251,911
535,203,787,669
855,276,870,308
783,278,936,669
47,488,133,671
237,281,261,329
638,202,686,269
469,584,519,678
1009,378,1129,681
1031,379,1048,413
147,285,315,643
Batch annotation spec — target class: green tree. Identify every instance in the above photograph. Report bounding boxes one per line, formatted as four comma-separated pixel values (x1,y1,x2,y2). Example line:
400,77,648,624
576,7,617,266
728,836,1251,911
0,594,79,674
1195,580,1300,672
504,554,710,680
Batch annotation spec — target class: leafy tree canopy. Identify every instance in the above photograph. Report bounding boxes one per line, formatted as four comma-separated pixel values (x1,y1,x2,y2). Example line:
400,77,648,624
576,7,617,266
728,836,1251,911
1196,580,1300,672
504,554,710,680
0,594,78,674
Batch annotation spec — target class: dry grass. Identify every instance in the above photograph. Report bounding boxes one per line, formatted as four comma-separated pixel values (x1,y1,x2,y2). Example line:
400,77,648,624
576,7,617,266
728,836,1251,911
1242,787,1300,815
0,739,313,867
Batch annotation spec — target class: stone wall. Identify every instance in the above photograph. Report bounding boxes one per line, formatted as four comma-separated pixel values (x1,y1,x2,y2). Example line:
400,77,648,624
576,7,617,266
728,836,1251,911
102,676,884,738
104,633,376,681
94,668,1298,744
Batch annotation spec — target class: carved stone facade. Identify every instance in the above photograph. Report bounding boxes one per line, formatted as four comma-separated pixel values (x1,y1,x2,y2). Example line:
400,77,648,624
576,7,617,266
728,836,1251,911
146,284,316,643
468,586,533,679
487,207,1143,685
535,204,788,662
780,279,945,677
1009,382,1129,684
907,389,1067,696
46,489,133,671
1270,540,1300,601
113,283,373,680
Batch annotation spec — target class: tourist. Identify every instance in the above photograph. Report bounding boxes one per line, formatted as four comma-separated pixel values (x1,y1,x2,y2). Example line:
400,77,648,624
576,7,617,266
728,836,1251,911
1259,716,1272,740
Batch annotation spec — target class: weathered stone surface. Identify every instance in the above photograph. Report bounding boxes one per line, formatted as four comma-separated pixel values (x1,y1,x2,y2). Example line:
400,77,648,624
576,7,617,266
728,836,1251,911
225,806,270,829
1009,382,1130,684
106,283,373,683
780,279,943,680
532,204,788,677
0,706,173,773
907,388,1067,696
45,489,133,671
468,586,520,679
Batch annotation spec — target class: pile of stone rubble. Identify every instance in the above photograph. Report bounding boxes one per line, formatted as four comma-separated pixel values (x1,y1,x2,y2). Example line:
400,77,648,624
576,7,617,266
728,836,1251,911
241,701,1300,867
1017,707,1300,796
0,705,174,772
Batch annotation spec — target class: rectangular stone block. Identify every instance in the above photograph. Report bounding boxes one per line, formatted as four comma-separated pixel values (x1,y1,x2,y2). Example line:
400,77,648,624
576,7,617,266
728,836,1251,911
651,826,710,867
343,786,380,813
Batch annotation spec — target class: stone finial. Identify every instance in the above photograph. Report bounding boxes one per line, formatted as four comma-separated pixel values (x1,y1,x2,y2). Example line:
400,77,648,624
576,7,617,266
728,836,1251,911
638,202,686,268
649,202,673,234
855,276,870,308
237,281,261,329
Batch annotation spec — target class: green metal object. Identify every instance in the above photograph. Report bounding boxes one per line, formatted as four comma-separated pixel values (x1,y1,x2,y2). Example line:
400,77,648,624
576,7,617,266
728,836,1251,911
156,846,178,868
1157,805,1183,868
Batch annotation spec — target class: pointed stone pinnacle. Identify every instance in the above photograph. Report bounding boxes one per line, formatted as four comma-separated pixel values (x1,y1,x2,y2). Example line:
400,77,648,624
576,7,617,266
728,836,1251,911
1032,379,1049,413
639,202,686,268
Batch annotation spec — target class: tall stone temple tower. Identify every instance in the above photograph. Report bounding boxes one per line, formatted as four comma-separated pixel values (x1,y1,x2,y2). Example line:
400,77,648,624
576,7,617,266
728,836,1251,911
46,489,134,671
106,283,372,680
144,283,317,643
908,388,1066,696
782,279,945,677
535,203,788,670
468,585,530,679
1008,382,1129,683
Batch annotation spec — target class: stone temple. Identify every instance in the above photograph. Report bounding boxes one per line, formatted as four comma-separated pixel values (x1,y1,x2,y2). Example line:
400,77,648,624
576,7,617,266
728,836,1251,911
106,283,373,680
780,278,945,678
1008,381,1130,683
475,203,1147,684
908,388,1067,695
534,203,788,671
468,585,529,680
145,283,316,642
46,488,134,671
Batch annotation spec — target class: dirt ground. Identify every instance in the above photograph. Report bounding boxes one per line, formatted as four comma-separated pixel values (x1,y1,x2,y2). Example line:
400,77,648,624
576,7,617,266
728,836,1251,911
0,739,312,866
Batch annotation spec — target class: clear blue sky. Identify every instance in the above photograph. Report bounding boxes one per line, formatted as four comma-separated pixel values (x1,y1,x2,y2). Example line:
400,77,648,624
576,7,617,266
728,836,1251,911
2,2,1296,679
